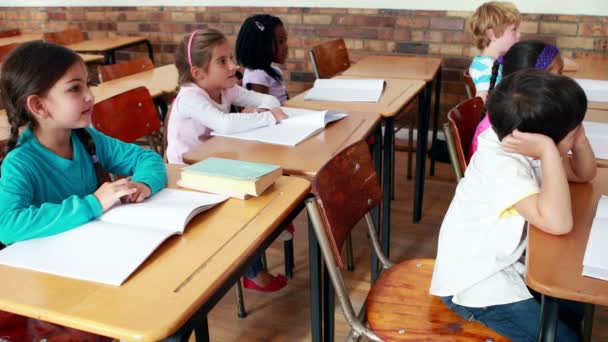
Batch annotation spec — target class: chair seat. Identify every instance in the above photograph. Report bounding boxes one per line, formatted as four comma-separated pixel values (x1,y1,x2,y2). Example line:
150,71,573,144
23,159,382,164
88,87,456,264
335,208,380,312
366,259,509,341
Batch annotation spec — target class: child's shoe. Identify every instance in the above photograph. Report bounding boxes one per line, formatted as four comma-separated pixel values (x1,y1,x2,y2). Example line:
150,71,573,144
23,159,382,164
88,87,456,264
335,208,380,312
242,274,288,292
276,222,295,242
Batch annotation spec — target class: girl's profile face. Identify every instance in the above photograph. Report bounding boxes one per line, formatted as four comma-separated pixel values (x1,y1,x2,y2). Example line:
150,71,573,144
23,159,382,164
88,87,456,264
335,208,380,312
201,41,239,90
39,61,94,129
272,24,288,64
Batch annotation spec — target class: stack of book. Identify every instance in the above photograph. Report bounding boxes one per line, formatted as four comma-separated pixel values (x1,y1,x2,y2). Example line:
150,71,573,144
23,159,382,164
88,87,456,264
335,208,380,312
582,195,608,281
178,157,282,199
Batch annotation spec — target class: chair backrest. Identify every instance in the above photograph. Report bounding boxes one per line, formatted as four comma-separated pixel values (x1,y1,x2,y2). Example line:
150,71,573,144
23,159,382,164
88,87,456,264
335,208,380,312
463,69,476,99
92,87,163,152
309,140,382,269
445,97,484,180
98,57,154,83
0,43,18,63
43,28,84,46
162,103,173,162
309,38,351,79
0,29,20,38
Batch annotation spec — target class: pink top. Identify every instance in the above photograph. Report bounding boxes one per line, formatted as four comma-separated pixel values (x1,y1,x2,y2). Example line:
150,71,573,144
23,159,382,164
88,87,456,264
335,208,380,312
166,83,280,164
468,115,491,162
242,66,288,105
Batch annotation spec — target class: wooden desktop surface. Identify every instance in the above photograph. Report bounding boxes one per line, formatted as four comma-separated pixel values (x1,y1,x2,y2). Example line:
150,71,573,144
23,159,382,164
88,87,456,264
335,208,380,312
0,164,310,341
564,56,608,81
91,64,178,103
343,55,442,82
65,35,148,53
183,111,381,178
79,53,104,64
285,76,425,117
0,33,43,46
527,167,608,306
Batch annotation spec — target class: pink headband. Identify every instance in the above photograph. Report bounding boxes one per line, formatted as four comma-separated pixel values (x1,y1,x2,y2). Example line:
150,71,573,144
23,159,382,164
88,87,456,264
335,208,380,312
187,30,201,68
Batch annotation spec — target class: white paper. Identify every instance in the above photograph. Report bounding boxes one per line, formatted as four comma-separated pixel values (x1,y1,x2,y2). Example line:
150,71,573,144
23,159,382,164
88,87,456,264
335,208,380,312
0,189,229,286
212,107,347,146
576,79,608,103
304,79,385,102
582,121,608,160
583,196,608,281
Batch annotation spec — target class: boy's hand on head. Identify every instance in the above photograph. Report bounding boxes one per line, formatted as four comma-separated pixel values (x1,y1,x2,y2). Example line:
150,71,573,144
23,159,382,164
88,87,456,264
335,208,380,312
502,129,556,159
270,107,289,122
573,125,589,149
94,178,137,212
241,106,257,113
121,181,152,204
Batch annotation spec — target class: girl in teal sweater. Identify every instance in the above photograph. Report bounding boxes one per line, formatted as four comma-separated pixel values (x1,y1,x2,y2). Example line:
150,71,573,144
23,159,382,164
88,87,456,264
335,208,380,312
0,41,167,339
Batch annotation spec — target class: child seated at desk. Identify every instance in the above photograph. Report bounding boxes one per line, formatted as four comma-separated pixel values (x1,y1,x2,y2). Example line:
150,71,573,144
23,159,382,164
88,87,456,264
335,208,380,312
430,70,596,341
0,41,166,340
166,28,290,292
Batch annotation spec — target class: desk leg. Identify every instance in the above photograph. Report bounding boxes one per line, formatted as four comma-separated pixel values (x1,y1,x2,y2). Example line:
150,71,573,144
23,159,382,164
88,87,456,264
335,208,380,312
429,66,442,176
583,303,595,342
413,84,431,223
323,266,335,342
537,294,559,342
382,117,394,258
371,124,382,282
144,39,154,62
102,52,112,65
194,316,210,342
309,215,323,342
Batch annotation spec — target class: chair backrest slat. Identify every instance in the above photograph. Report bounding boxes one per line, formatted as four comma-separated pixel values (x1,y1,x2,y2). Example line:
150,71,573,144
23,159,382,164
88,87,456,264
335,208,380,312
463,69,476,99
0,43,19,63
309,38,350,79
310,140,382,269
0,29,20,38
43,28,84,46
98,57,154,83
445,96,484,177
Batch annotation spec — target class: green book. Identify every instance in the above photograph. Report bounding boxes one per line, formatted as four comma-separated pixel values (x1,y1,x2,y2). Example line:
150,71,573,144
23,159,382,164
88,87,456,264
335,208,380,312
183,157,280,180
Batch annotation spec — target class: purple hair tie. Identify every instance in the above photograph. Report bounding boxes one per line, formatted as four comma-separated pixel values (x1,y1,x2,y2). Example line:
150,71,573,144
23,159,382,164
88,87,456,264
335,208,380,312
535,44,559,70
497,56,504,65
91,155,99,163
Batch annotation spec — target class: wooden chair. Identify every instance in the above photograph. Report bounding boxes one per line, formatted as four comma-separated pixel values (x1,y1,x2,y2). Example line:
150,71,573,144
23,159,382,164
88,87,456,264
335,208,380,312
443,97,484,181
463,69,476,99
43,28,84,46
97,57,154,83
0,43,18,63
0,29,20,38
309,38,351,79
305,140,508,341
92,87,163,155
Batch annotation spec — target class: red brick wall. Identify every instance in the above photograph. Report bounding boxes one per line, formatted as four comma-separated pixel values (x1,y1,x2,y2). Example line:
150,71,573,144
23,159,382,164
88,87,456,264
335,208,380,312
1,6,607,114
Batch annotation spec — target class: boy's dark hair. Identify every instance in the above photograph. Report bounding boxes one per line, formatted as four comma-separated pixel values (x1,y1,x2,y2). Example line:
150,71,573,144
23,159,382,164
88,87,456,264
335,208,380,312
235,14,283,82
0,41,106,184
487,69,587,144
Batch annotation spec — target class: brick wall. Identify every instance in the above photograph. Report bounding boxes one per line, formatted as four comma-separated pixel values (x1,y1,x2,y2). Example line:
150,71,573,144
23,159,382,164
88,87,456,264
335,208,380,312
1,6,607,115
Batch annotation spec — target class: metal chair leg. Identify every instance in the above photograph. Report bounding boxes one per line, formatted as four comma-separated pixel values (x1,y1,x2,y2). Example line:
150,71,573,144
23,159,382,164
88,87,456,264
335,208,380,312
407,112,414,180
346,233,355,272
260,251,268,271
235,281,247,318
284,239,294,278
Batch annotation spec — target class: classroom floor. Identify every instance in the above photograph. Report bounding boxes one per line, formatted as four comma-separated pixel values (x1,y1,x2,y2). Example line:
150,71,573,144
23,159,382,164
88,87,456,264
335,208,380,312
199,150,608,342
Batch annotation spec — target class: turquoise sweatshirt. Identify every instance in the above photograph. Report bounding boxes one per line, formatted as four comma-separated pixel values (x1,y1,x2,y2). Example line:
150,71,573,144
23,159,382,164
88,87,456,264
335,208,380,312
0,128,167,244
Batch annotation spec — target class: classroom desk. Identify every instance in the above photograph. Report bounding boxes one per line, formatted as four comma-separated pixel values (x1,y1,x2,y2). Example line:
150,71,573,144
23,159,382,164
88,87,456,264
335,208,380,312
183,111,381,342
91,64,178,103
585,108,608,168
286,77,426,264
65,35,153,64
564,56,608,111
0,164,310,341
79,53,104,64
343,54,443,223
527,168,608,342
0,33,42,46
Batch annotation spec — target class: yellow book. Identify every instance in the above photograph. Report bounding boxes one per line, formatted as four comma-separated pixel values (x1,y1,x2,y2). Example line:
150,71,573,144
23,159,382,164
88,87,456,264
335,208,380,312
179,158,282,197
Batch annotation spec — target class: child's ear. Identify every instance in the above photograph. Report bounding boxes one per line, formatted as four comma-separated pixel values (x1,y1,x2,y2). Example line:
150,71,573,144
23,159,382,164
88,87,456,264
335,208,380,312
190,66,206,80
486,28,497,42
25,95,49,120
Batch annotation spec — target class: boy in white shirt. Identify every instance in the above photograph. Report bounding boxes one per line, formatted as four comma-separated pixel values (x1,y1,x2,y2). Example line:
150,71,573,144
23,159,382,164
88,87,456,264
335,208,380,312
430,70,596,341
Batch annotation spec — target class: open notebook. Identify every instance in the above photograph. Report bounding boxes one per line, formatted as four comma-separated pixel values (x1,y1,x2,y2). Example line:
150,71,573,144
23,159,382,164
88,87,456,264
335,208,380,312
304,79,385,102
0,189,229,286
583,196,608,281
582,121,608,160
575,79,608,103
212,107,347,146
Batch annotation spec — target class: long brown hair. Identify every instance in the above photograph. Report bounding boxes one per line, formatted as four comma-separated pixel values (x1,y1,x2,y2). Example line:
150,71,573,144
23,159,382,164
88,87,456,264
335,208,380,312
0,41,107,185
175,28,227,86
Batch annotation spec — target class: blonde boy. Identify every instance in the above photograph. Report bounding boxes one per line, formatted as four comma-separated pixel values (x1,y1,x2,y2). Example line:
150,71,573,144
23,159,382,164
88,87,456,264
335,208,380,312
468,1,521,100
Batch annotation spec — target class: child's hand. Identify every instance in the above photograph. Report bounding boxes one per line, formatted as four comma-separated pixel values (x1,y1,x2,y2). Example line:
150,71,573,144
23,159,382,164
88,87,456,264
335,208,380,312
121,181,152,204
502,129,557,159
572,125,589,149
94,178,137,212
241,106,257,113
270,108,289,122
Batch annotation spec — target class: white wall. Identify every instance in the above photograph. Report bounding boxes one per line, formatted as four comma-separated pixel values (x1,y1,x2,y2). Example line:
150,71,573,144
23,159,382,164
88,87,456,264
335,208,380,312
2,0,608,16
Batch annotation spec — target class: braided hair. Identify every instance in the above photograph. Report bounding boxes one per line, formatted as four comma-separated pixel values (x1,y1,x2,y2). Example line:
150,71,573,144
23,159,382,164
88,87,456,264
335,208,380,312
235,14,284,82
0,41,107,186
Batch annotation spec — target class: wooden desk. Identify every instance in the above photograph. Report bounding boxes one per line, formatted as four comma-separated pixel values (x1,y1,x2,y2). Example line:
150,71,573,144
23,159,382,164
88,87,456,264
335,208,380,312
79,53,104,64
344,54,443,223
585,108,608,168
564,56,608,111
528,168,608,341
65,35,153,64
0,33,42,47
91,64,178,103
0,165,310,341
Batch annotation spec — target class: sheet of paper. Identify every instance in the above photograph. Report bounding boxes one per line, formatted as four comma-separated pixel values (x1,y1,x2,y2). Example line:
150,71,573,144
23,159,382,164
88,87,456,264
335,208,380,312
304,79,385,102
576,79,608,102
583,196,608,281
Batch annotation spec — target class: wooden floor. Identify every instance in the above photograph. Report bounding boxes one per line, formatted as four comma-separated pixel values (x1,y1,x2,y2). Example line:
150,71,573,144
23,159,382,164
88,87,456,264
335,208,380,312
201,151,608,341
